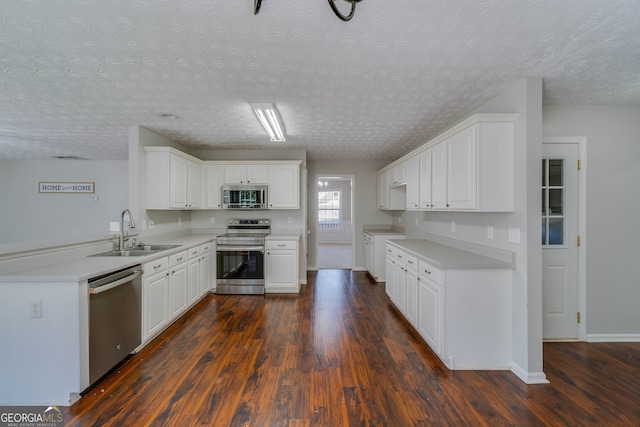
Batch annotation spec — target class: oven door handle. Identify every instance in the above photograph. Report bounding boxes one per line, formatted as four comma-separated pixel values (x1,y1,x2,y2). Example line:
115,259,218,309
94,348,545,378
216,245,265,252
89,270,142,295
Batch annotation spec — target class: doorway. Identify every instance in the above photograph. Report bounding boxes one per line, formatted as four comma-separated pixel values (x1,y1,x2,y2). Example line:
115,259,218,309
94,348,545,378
542,138,586,341
316,175,354,269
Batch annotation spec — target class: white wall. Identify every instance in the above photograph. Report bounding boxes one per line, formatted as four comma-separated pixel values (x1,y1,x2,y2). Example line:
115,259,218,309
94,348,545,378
392,77,545,382
543,105,640,338
0,160,128,246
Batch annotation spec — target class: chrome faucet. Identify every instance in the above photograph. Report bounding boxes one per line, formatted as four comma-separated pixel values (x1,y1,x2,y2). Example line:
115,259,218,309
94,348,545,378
119,209,136,251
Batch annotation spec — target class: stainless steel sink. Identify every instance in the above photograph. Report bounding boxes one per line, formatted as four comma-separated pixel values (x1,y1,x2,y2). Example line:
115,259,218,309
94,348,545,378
89,244,181,257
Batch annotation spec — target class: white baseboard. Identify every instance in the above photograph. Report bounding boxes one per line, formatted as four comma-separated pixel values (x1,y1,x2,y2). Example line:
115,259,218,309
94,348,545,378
586,333,640,342
510,361,549,384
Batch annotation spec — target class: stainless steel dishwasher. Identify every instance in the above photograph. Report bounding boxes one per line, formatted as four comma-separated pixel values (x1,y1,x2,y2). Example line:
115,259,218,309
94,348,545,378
88,265,142,385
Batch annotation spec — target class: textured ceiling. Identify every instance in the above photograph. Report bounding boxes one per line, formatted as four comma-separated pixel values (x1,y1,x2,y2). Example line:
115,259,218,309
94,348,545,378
1,0,639,161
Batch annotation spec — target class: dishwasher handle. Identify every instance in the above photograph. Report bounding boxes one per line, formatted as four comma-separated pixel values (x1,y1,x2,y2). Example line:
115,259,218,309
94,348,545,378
89,270,142,295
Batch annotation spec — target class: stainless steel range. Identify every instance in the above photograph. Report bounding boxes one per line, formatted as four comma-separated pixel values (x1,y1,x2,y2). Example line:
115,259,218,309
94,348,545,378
216,219,271,294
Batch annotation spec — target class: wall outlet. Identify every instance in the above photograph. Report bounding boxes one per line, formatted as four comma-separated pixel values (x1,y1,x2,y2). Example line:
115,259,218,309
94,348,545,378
149,220,154,230
30,300,42,318
287,217,293,224
210,217,216,224
110,221,119,233
487,226,494,239
415,217,419,226
178,218,182,226
508,227,521,243
450,221,456,232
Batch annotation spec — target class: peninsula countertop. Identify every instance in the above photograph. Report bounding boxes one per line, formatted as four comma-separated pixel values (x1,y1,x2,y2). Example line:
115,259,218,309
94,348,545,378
386,238,514,270
0,233,219,283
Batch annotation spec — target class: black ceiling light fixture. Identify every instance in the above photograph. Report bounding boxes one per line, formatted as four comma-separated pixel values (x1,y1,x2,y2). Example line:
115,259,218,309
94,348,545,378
254,0,364,21
327,0,363,22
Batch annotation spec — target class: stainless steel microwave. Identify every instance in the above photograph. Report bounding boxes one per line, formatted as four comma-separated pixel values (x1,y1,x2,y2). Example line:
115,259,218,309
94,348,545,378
222,185,268,210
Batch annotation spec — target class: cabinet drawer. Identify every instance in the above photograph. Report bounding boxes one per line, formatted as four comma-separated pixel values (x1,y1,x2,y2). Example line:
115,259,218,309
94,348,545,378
405,254,418,271
144,257,168,275
363,233,373,243
187,246,200,259
418,260,442,283
266,240,298,250
169,250,188,266
385,244,396,257
200,242,211,254
395,250,406,263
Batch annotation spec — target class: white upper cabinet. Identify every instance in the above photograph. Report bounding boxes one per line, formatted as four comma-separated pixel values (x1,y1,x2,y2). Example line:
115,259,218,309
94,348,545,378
377,114,516,212
419,149,433,209
377,169,405,210
446,125,477,210
145,147,202,210
203,164,224,209
391,162,407,186
430,142,447,210
405,155,420,210
224,164,268,184
268,163,300,209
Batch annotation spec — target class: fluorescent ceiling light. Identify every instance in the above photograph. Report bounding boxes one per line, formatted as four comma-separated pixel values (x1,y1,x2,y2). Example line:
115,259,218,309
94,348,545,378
251,102,286,142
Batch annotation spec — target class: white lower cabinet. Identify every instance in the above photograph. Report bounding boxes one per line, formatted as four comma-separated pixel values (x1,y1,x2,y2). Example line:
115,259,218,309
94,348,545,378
417,261,443,356
387,241,512,370
142,257,170,343
384,245,396,300
187,246,201,306
404,255,418,328
265,239,299,293
200,241,213,295
142,242,214,346
363,231,405,282
169,251,188,320
393,251,406,313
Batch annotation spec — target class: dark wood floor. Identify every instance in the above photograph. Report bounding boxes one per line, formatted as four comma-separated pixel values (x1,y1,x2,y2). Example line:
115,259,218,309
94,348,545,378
65,270,640,426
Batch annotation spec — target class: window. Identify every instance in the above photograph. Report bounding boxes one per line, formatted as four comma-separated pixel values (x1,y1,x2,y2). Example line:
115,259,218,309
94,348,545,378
318,190,341,229
542,158,565,246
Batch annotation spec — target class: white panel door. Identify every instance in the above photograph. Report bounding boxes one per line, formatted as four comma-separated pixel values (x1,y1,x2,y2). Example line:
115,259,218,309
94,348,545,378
542,142,579,340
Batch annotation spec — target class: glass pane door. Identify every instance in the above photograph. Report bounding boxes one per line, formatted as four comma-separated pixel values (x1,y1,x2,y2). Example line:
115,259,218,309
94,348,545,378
542,158,565,246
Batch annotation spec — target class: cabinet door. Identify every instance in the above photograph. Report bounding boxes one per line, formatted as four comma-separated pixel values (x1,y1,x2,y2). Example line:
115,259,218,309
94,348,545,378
385,255,395,300
204,165,223,209
268,164,299,209
419,149,432,209
187,161,201,209
363,237,373,275
405,156,420,210
224,165,245,184
418,276,443,355
405,269,418,327
394,262,406,312
447,126,477,210
265,250,298,291
377,172,388,209
170,263,188,319
247,165,268,184
143,272,169,342
170,155,188,208
188,257,201,306
200,252,212,295
431,143,447,210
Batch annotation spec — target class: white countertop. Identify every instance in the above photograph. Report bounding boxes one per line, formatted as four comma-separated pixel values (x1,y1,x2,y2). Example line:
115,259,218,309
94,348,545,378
0,233,218,283
387,239,514,270
364,229,405,236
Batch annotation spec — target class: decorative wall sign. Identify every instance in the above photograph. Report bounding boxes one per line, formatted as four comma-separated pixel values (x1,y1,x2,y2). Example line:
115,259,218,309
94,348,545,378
39,182,95,194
